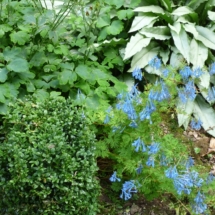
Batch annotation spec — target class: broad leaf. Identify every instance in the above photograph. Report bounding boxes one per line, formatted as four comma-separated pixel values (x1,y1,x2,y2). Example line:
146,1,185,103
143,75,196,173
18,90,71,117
134,6,164,14
189,39,208,68
58,70,77,85
3,47,26,61
184,23,198,38
139,26,171,40
0,68,8,82
129,16,158,32
106,20,124,35
96,15,111,28
177,99,194,129
193,95,215,137
75,81,91,94
188,0,208,10
169,23,190,63
195,26,215,50
129,42,159,72
30,52,47,67
7,58,29,73
75,65,90,80
208,11,215,21
199,71,210,89
10,31,30,45
171,6,194,16
160,0,172,12
124,33,151,60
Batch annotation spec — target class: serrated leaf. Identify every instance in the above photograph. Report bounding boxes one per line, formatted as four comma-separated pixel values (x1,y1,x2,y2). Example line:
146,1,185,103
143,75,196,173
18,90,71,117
3,47,26,61
7,58,29,73
124,33,151,60
10,31,30,45
134,6,164,14
75,65,90,80
117,10,128,20
58,70,77,85
106,20,124,35
0,68,8,82
189,39,208,68
139,26,171,40
30,51,47,67
193,95,215,137
129,16,158,32
96,15,110,28
170,23,190,63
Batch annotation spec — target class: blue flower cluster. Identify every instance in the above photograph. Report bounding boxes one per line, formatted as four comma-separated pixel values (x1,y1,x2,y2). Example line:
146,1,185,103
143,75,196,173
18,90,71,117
190,119,202,130
149,56,162,70
192,191,207,214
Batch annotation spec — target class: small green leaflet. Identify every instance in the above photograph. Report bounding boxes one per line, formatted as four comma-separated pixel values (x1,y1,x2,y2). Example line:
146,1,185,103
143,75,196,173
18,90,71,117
10,31,30,45
0,68,8,82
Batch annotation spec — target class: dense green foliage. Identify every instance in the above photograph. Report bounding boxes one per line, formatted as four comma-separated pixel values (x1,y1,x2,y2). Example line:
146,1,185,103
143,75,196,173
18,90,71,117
0,96,99,214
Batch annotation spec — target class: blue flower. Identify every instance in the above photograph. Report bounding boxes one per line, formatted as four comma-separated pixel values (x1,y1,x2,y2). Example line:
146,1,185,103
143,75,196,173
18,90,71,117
207,86,215,102
129,121,138,128
148,142,160,154
132,67,142,81
179,66,192,80
109,171,121,182
160,154,168,166
149,56,162,70
178,89,188,104
146,156,155,167
185,80,196,101
139,100,156,123
132,138,147,152
162,69,169,77
192,191,207,214
209,62,215,75
185,156,195,169
129,84,140,99
165,166,178,179
190,119,202,130
148,81,170,102
136,164,143,174
206,173,215,184
122,96,137,120
104,115,110,124
120,180,137,200
192,67,203,78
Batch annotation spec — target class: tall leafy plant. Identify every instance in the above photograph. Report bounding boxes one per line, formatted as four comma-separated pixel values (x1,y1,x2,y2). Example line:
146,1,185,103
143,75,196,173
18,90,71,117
123,0,215,136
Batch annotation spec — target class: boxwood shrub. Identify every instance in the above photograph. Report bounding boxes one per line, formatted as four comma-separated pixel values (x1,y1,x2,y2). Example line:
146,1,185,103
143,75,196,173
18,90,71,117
0,96,99,215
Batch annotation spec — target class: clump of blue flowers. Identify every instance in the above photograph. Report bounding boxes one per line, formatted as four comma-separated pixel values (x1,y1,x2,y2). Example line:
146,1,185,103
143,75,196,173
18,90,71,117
105,57,215,214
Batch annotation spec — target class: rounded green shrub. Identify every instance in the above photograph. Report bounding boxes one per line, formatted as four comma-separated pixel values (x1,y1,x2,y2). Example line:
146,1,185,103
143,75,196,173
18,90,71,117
0,96,99,215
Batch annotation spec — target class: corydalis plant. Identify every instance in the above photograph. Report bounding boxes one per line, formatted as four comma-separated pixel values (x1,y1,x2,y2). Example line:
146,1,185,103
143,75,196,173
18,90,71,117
102,58,215,214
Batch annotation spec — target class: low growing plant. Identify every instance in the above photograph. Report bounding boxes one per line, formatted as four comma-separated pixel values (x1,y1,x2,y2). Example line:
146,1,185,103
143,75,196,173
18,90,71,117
93,58,215,214
0,95,99,214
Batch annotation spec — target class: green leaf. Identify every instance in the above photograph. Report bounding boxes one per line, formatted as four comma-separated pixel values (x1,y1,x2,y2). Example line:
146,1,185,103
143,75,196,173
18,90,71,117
75,65,90,80
188,0,208,10
208,11,215,21
171,6,194,16
0,29,4,38
75,81,91,94
124,33,151,60
98,28,108,41
96,15,110,28
134,6,165,14
189,39,208,68
177,99,194,129
26,81,35,92
129,16,158,33
117,10,128,20
160,0,172,12
195,26,215,50
106,20,124,35
3,47,26,61
193,95,215,137
97,80,110,87
30,52,47,67
33,89,49,101
0,103,7,115
0,68,8,82
169,23,190,63
7,58,29,73
58,70,77,85
139,26,171,40
10,31,30,45
129,42,159,71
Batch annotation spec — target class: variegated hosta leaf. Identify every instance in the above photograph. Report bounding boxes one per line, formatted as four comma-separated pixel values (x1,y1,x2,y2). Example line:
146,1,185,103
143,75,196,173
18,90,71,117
193,95,215,137
124,33,151,60
133,6,165,14
171,6,194,16
129,16,158,32
189,39,208,68
208,11,215,21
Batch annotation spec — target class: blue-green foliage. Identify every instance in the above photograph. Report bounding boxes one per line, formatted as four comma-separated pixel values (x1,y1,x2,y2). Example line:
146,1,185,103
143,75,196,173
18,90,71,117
94,58,215,214
0,96,99,214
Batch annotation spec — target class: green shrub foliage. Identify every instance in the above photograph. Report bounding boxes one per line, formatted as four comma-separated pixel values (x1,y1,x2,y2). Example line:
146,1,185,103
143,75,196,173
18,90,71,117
0,96,99,214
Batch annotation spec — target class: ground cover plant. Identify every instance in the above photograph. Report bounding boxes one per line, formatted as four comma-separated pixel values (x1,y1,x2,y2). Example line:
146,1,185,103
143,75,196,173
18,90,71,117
92,58,215,214
0,95,99,214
